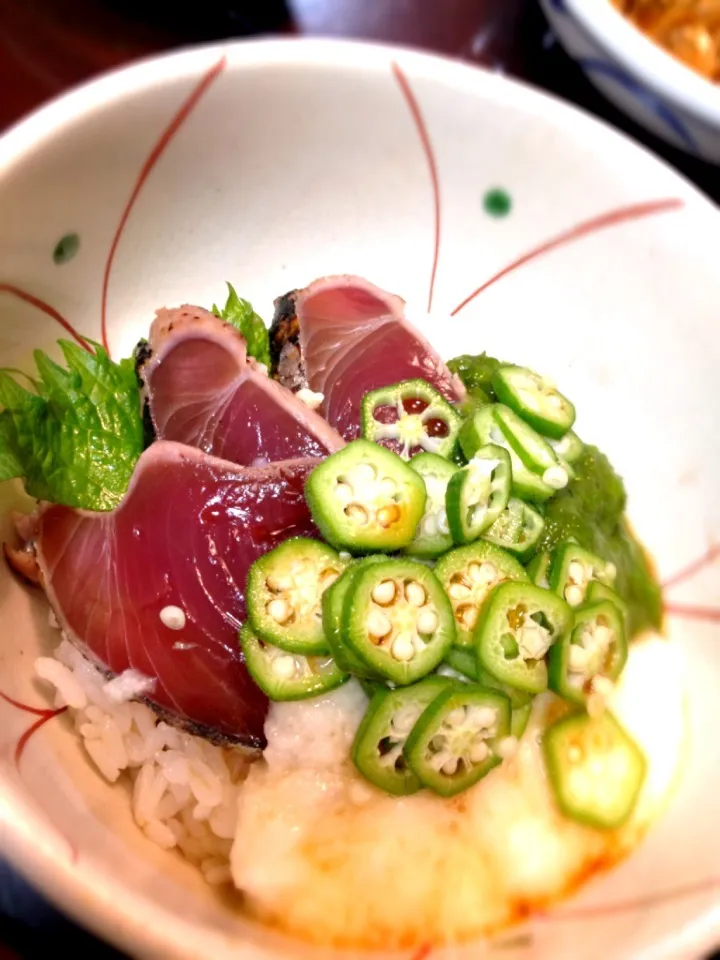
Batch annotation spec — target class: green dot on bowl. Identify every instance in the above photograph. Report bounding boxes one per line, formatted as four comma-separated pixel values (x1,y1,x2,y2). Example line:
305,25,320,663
53,233,80,265
483,188,512,218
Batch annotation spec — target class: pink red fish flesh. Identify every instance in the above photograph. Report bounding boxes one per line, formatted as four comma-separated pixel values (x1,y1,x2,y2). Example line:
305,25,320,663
33,442,320,746
270,275,465,440
137,306,344,465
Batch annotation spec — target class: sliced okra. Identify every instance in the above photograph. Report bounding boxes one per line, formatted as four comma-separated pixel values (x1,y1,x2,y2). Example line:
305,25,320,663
459,405,559,503
404,452,459,558
526,549,552,588
549,542,617,608
351,676,452,795
481,498,545,563
445,444,511,544
240,624,348,701
435,541,528,646
246,537,347,654
404,684,511,797
305,439,426,553
543,710,647,830
475,581,572,694
342,558,456,685
548,599,628,705
322,557,388,678
361,379,462,460
586,580,630,623
549,429,584,465
492,364,576,439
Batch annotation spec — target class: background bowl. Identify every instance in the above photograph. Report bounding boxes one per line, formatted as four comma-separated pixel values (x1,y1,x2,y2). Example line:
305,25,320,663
0,36,719,960
540,0,720,161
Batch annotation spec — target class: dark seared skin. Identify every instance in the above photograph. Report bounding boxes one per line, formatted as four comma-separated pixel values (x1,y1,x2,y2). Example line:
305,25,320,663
141,698,265,751
133,338,157,447
270,290,307,391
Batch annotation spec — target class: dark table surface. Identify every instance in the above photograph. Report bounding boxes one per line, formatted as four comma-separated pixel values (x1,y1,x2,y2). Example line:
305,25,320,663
0,1,718,957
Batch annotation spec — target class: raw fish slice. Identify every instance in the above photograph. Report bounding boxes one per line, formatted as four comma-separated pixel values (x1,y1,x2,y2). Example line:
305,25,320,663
270,276,465,439
138,306,344,465
33,442,319,746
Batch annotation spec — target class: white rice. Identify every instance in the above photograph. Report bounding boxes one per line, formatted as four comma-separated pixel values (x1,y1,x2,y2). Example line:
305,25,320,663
35,639,253,882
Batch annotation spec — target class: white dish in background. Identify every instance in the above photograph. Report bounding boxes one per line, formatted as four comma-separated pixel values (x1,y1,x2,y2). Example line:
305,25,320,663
541,0,720,161
0,36,719,960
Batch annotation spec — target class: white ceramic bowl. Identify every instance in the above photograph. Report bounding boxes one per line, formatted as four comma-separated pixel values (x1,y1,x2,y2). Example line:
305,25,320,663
1,37,719,960
540,0,720,161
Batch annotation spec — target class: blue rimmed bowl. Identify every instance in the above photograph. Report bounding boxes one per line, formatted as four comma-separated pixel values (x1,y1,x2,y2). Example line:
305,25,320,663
540,0,720,161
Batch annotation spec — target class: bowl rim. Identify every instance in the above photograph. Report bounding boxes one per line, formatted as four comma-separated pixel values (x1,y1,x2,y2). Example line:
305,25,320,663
564,0,720,128
0,34,720,960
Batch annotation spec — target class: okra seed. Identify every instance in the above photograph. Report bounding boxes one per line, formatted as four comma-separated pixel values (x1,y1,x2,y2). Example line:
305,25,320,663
437,510,449,535
379,476,398,498
569,644,590,672
593,624,612,649
319,567,340,590
605,562,617,581
543,465,569,490
393,705,420,735
441,757,459,776
367,609,392,639
335,481,353,504
371,580,396,606
567,561,586,584
517,622,552,660
415,608,439,635
470,706,498,729
495,736,518,761
548,394,563,408
568,745,583,763
391,633,415,662
405,581,426,607
564,584,584,606
159,605,186,630
449,582,471,600
472,561,497,585
470,742,490,764
266,572,294,593
592,675,614,698
272,655,297,680
431,734,447,751
345,503,369,525
421,515,438,537
456,603,478,630
267,598,292,624
377,504,401,528
353,462,377,484
446,707,467,727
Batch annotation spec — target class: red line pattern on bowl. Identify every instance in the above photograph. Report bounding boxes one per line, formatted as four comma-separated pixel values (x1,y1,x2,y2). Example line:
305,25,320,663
449,198,684,316
663,541,720,623
665,603,720,623
100,54,226,355
13,708,67,767
0,690,67,769
0,283,90,350
663,542,720,589
391,62,441,314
